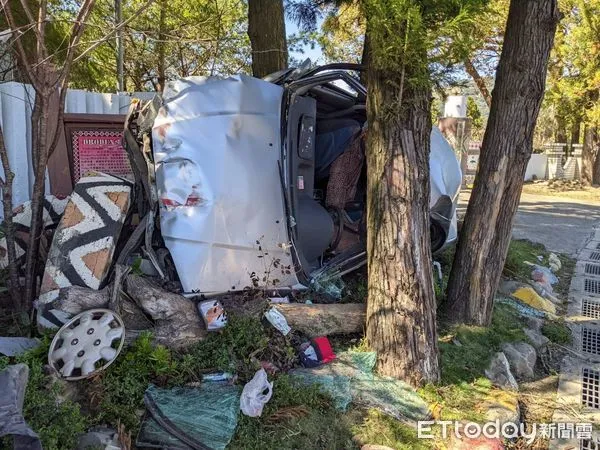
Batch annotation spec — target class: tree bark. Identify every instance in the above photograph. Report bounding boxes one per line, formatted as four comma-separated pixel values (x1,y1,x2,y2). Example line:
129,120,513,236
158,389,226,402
0,127,22,311
276,303,366,337
364,11,439,386
360,29,370,86
464,59,492,108
124,274,206,349
247,0,288,78
156,0,167,92
445,0,559,326
582,125,598,185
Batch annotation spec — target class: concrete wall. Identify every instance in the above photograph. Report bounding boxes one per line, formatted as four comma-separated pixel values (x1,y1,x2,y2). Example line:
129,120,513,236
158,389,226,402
525,154,548,181
0,82,153,213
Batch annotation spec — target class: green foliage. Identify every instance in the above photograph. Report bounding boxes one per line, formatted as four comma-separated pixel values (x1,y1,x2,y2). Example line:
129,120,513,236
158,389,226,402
542,320,573,345
78,0,250,91
230,375,356,450
175,314,271,383
91,331,176,431
419,378,491,422
351,409,432,449
467,96,483,133
439,302,527,384
503,239,550,280
5,340,89,450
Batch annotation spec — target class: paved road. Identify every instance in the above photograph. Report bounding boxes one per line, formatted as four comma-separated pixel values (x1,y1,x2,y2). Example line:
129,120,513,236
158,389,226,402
458,192,600,256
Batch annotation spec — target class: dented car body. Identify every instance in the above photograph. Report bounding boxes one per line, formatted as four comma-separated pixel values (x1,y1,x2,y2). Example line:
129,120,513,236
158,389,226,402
128,64,461,294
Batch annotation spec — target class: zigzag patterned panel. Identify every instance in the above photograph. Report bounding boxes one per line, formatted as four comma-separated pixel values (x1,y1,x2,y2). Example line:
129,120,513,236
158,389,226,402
38,172,132,328
0,195,69,269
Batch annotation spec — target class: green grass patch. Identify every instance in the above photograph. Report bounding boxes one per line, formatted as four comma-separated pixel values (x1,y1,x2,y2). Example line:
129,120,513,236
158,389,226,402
230,375,357,449
0,339,89,450
419,378,491,422
351,409,432,450
439,302,527,384
503,239,550,280
542,320,572,345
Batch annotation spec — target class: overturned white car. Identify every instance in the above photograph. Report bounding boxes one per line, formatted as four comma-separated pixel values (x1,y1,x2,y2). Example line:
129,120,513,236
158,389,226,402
126,64,462,294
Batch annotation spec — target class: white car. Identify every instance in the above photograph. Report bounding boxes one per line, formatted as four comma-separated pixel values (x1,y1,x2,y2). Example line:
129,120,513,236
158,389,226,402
128,64,461,294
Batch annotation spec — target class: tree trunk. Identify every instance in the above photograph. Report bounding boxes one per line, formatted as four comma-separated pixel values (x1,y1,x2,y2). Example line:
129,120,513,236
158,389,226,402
587,127,600,185
276,303,366,337
445,0,559,326
555,115,567,144
464,59,492,108
247,0,288,78
0,127,21,311
156,0,167,92
364,13,439,386
360,29,370,86
582,125,598,185
571,119,581,146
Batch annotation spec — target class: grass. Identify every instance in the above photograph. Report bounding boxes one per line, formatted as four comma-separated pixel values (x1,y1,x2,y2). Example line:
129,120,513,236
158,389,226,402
503,239,551,281
438,302,527,384
542,319,573,345
0,339,89,450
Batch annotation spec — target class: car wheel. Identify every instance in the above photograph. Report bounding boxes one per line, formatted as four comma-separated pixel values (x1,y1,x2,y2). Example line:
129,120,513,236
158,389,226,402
430,220,447,253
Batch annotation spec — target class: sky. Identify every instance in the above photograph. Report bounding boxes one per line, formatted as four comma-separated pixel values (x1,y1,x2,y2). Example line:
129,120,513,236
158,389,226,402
285,18,324,65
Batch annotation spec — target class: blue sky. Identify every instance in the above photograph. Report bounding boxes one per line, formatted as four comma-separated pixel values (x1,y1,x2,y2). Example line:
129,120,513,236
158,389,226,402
285,18,324,64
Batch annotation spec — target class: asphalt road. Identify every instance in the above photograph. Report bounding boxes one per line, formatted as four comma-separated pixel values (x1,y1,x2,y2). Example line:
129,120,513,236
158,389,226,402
458,191,600,256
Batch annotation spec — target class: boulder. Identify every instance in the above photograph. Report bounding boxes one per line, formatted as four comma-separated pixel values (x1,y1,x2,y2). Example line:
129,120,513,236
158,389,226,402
484,352,518,390
523,327,550,350
501,342,536,380
549,253,562,272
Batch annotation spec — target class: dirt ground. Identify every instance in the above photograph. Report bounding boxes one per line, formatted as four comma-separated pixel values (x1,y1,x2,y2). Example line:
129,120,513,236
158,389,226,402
521,180,600,202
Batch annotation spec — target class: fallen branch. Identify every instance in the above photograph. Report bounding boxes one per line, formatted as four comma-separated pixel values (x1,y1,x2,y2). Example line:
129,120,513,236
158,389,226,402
275,303,366,337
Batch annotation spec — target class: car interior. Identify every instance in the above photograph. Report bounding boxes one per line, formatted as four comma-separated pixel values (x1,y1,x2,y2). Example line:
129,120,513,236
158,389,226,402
281,65,369,280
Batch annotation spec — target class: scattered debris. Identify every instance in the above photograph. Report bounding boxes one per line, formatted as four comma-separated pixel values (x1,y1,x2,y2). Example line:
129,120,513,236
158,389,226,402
76,427,121,450
268,296,290,304
198,299,228,331
48,309,125,380
510,286,556,315
138,383,241,450
501,342,536,380
240,368,273,417
484,352,519,390
0,337,40,356
292,351,430,423
0,364,42,450
37,173,132,329
548,252,562,272
299,336,336,367
124,274,206,349
264,306,291,336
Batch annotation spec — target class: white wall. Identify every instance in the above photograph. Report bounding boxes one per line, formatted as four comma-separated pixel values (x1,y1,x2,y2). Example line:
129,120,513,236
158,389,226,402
525,154,548,181
0,82,153,213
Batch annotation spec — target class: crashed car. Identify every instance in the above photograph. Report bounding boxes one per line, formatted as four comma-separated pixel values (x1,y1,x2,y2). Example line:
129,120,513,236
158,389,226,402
125,63,461,294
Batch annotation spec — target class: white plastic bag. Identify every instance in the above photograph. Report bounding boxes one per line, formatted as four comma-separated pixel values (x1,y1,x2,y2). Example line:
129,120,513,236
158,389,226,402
264,307,291,335
240,368,273,417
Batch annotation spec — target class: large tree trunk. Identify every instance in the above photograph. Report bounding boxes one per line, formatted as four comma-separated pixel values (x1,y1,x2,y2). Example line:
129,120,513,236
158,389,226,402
464,59,492,108
247,0,288,78
364,12,439,386
445,0,559,326
582,125,598,185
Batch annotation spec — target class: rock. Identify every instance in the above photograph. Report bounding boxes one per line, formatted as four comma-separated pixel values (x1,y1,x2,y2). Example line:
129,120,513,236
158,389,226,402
484,352,518,390
501,342,536,380
523,327,550,350
525,316,544,332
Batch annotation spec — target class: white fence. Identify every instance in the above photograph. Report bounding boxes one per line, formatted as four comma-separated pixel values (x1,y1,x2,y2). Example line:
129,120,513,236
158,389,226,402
0,82,153,212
